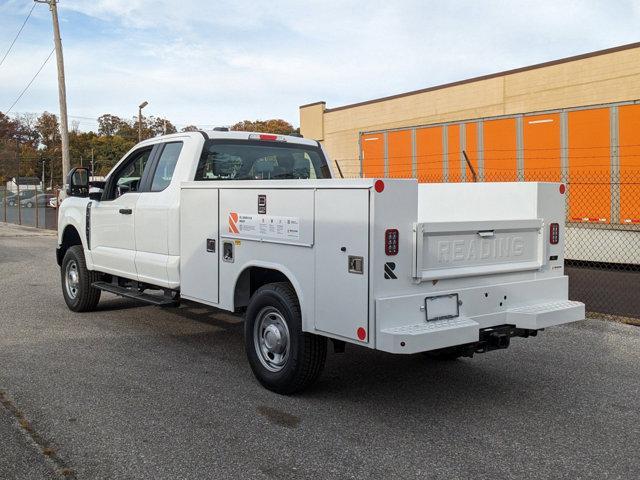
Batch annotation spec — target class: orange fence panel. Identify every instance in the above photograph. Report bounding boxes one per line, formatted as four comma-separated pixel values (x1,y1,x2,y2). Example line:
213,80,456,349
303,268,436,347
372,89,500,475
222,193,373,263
447,124,462,182
361,133,385,178
464,122,479,180
416,126,443,182
484,118,517,181
523,113,561,182
568,108,610,223
387,129,412,178
619,104,640,224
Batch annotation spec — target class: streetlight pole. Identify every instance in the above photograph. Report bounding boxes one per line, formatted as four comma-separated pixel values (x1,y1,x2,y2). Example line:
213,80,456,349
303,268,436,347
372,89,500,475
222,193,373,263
35,0,70,186
138,101,148,142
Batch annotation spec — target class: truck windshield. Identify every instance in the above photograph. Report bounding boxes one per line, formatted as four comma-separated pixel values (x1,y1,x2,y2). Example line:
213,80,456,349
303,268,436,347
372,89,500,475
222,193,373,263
194,139,331,181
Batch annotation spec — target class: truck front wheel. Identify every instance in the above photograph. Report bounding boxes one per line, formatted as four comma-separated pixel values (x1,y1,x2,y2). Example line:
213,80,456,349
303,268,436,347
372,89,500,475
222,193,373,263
61,245,101,312
245,282,326,394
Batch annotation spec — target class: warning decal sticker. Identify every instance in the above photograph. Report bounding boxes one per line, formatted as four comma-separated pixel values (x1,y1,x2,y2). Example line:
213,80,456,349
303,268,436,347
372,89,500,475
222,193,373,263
228,212,300,240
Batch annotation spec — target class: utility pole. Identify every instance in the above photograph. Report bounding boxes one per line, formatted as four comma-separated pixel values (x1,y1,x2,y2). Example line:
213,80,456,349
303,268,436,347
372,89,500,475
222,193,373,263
35,0,70,186
90,148,94,176
16,138,21,225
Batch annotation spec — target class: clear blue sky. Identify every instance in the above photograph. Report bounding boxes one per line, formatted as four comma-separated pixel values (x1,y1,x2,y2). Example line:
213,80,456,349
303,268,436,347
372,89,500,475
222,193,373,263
0,0,639,131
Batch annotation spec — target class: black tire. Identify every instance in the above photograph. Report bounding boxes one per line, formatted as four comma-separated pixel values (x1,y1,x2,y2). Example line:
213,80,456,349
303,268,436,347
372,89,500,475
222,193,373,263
244,282,326,394
26,201,33,208
61,245,101,312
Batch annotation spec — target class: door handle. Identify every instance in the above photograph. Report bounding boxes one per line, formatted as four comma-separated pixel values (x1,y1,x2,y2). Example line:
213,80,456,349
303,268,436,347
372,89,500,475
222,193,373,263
119,208,132,215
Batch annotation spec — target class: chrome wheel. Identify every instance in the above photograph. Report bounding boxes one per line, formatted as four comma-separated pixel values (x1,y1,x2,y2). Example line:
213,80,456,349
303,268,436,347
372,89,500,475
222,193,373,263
65,260,80,299
253,306,290,372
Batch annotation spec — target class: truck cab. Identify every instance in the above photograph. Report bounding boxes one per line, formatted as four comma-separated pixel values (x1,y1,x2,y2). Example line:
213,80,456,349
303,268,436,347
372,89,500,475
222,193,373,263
57,130,584,394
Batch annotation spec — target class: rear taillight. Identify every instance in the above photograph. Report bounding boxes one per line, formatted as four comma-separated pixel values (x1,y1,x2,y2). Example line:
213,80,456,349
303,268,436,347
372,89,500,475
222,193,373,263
549,223,559,245
385,229,399,255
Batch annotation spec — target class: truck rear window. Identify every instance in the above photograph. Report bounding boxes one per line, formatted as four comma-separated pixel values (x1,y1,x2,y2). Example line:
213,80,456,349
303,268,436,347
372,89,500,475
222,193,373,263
194,140,331,181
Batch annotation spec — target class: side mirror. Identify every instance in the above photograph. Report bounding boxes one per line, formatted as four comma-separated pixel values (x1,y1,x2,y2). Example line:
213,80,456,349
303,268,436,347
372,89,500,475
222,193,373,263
67,167,90,197
88,180,105,201
88,190,103,201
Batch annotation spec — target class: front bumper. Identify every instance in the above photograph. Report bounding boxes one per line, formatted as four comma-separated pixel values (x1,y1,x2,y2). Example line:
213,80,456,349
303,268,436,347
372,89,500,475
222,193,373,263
375,276,585,354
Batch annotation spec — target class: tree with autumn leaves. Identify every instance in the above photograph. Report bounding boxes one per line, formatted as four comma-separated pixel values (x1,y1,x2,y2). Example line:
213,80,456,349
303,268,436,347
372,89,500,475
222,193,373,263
230,119,298,135
0,111,298,186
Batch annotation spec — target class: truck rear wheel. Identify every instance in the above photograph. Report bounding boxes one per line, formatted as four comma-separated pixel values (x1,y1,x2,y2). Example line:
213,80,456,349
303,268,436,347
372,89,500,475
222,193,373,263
61,245,101,312
245,282,326,394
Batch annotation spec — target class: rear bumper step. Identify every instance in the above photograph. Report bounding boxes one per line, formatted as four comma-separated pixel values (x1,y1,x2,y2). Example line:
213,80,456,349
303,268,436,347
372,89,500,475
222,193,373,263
379,317,480,354
507,300,585,329
377,299,585,354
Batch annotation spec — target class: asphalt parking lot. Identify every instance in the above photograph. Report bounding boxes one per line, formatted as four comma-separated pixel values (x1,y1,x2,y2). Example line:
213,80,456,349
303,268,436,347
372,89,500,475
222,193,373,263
1,223,639,480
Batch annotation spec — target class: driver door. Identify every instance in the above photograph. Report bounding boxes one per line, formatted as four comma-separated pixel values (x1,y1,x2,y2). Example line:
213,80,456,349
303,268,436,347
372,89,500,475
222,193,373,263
90,146,155,279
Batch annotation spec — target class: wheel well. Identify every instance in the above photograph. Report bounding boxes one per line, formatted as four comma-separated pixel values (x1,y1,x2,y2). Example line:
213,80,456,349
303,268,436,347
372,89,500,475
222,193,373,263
57,225,82,265
234,267,294,310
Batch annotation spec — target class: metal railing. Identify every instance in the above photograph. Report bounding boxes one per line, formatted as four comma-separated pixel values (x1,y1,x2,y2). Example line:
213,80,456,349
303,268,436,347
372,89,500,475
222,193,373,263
0,185,60,230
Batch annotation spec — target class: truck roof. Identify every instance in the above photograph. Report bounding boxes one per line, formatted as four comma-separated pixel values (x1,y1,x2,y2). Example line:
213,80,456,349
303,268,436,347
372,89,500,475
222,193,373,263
203,130,318,147
137,130,319,148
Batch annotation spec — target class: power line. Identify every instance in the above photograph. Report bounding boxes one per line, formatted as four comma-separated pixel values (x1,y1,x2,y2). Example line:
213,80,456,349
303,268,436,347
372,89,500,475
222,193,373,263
0,3,37,68
5,47,55,114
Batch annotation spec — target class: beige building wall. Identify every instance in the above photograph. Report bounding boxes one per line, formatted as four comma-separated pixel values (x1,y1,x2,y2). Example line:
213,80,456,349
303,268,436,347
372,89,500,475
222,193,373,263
300,43,640,177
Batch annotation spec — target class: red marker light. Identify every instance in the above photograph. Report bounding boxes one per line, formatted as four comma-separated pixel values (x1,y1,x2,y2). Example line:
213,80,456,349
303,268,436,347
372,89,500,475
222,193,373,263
357,327,367,341
549,223,560,245
374,180,385,193
385,229,399,255
559,184,566,194
259,134,278,141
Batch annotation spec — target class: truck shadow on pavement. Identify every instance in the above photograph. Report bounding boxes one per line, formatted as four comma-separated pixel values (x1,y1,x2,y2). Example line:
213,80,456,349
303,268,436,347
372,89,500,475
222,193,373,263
95,296,151,312
125,299,552,405
87,295,604,413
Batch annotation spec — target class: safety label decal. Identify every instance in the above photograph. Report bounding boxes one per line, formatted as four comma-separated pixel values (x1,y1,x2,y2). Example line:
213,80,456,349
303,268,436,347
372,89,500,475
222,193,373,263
228,212,300,240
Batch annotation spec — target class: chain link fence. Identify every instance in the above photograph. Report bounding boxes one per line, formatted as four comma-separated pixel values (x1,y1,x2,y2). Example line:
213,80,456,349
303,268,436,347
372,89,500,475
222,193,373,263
559,169,639,322
1,139,637,320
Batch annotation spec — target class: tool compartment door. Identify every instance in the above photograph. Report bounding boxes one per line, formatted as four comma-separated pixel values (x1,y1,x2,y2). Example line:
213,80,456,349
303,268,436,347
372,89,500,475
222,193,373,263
180,188,219,304
314,189,370,341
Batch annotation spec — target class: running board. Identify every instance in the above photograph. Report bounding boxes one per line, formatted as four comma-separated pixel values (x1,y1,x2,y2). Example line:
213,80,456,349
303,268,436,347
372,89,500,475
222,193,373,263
92,281,178,307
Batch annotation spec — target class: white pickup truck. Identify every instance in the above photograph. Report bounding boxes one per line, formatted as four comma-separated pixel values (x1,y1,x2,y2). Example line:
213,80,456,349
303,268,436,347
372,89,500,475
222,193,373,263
57,130,584,393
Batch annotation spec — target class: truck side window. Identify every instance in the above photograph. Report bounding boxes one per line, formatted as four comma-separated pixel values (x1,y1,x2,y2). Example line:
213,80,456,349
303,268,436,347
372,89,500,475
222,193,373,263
194,140,330,181
105,148,153,200
150,142,183,191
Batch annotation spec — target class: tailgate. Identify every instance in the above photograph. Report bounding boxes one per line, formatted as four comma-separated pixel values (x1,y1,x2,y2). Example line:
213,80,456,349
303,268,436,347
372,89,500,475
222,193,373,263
412,219,543,282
